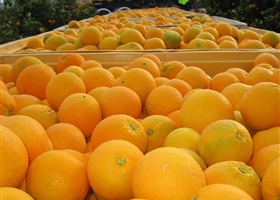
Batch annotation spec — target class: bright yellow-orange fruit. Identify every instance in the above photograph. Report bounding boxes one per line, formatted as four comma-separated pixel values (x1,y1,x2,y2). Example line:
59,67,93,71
180,89,234,133
0,125,29,187
87,140,144,200
131,147,206,199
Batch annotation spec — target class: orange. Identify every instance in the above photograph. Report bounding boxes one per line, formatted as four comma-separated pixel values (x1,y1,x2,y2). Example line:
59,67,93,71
46,72,86,111
101,29,117,38
234,110,257,137
161,30,182,49
188,38,204,49
160,60,186,79
63,28,78,37
62,149,88,167
194,39,219,49
87,140,143,200
43,32,56,42
12,94,43,110
91,114,147,153
252,126,280,155
231,25,240,39
180,89,234,133
143,37,166,50
239,82,280,131
162,78,193,97
191,184,254,200
199,119,253,166
145,85,184,116
46,122,87,153
0,187,34,200
56,42,77,51
218,40,239,49
254,52,280,69
79,45,99,51
261,31,280,48
115,68,157,105
0,80,8,92
81,67,115,92
214,22,232,36
119,28,145,45
254,63,274,69
176,66,210,89
140,115,177,153
58,93,102,138
26,150,89,200
195,32,216,41
163,127,200,153
80,60,103,70
204,160,261,200
181,149,207,170
5,82,15,90
166,109,181,127
261,156,280,200
117,42,144,50
1,115,50,163
131,147,206,199
0,125,29,187
127,57,160,78
65,35,77,44
87,86,109,103
216,35,237,44
145,27,164,39
154,76,169,86
183,26,203,43
44,34,67,51
80,26,102,46
238,39,266,49
179,42,189,49
225,67,248,83
249,144,280,180
11,56,43,83
98,36,119,50
63,65,84,77
0,89,17,116
0,81,8,92
98,86,142,118
16,64,56,100
169,26,184,36
0,64,13,83
177,22,190,31
7,86,18,95
56,52,85,73
73,37,85,49
68,20,81,28
141,53,162,69
221,82,252,111
26,37,45,49
17,104,58,129
238,30,261,42
107,66,126,79
244,66,273,85
124,21,136,28
209,72,240,93
131,23,147,37
203,26,219,41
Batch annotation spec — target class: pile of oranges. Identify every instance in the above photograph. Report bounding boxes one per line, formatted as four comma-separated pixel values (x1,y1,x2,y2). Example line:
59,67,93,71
0,50,279,199
18,7,280,53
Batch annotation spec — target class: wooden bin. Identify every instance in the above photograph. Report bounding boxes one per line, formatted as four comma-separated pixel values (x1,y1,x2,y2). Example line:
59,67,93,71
1,50,279,77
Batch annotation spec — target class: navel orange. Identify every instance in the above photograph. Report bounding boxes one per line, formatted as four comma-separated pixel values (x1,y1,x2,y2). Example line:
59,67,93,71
87,140,143,200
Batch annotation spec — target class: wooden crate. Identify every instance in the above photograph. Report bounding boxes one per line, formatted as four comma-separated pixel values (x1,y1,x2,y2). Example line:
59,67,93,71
1,50,279,77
